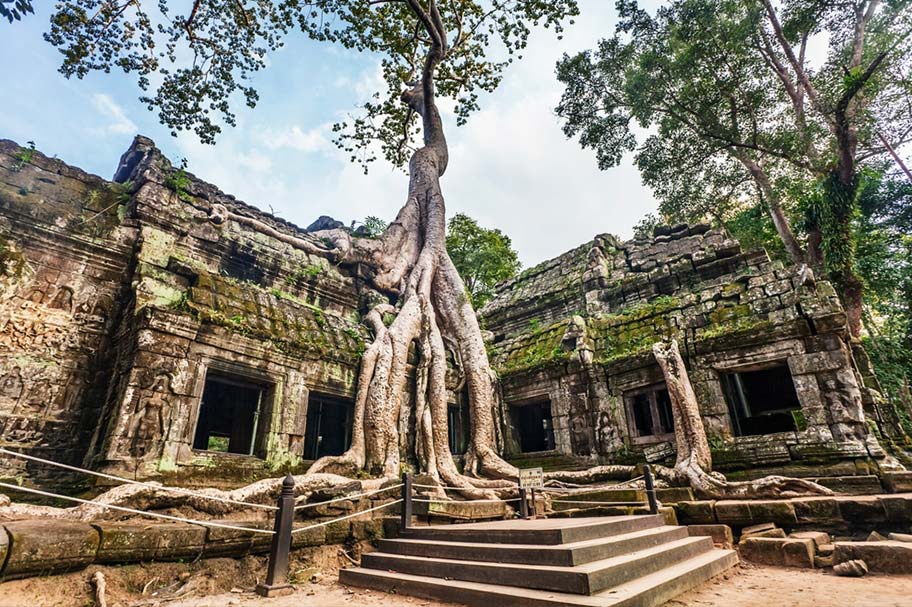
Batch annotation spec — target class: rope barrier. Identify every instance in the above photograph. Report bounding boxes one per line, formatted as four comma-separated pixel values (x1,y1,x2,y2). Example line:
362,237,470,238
0,481,276,534
411,483,513,491
411,497,521,504
291,499,403,534
0,448,277,511
293,483,403,511
550,500,646,506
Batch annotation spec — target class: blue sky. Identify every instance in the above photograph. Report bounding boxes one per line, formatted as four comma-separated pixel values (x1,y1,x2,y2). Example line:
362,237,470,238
0,1,660,267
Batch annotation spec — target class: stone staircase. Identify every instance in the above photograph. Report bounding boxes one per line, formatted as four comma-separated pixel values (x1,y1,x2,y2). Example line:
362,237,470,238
341,515,738,606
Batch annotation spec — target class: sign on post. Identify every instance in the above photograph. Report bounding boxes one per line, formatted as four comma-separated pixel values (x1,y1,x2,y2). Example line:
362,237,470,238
518,467,543,489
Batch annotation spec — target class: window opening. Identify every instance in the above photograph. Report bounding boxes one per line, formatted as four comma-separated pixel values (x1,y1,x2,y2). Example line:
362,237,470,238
193,371,267,456
303,393,354,460
509,400,555,453
721,364,802,436
624,383,674,441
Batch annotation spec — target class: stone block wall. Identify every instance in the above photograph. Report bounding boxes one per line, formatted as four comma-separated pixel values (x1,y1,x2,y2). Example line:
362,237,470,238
0,137,368,489
0,140,137,490
483,223,890,473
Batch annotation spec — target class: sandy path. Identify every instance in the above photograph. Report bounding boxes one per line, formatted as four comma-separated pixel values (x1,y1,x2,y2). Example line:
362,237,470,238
3,559,911,606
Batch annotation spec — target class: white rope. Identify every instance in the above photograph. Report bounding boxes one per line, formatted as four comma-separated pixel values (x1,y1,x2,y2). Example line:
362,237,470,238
294,483,403,511
551,500,645,505
411,483,514,491
0,482,275,534
0,448,277,511
412,498,520,504
291,499,403,534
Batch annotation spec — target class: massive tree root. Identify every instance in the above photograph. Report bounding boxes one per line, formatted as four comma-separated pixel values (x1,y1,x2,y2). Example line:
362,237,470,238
0,4,518,523
651,339,833,500
300,8,516,499
0,473,381,521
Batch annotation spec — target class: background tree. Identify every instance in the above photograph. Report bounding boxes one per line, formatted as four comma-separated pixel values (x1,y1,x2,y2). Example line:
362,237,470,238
0,0,32,22
555,0,912,338
35,0,579,496
446,213,521,307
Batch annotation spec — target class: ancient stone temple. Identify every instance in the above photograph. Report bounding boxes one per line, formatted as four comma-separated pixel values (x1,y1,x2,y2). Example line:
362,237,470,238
0,137,902,492
481,225,903,482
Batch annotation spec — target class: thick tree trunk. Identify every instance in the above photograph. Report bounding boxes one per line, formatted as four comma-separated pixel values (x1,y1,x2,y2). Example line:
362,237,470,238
652,339,832,499
306,17,517,497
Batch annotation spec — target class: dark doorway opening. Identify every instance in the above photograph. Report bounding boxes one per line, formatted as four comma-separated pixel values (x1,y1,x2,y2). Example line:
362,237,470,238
447,401,470,455
510,400,555,453
624,383,674,443
721,364,802,436
193,371,267,456
303,393,354,460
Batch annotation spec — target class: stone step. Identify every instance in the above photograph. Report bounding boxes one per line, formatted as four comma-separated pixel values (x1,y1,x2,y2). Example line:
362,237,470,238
342,547,738,607
400,515,664,545
549,488,693,512
379,525,689,566
361,536,714,595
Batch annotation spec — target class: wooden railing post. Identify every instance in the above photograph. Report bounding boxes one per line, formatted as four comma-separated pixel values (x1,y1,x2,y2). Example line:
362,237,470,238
256,474,295,597
644,464,659,515
518,488,528,519
400,472,413,531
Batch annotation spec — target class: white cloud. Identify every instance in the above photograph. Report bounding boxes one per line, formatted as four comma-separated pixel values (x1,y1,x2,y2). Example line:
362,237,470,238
260,125,331,153
91,93,138,136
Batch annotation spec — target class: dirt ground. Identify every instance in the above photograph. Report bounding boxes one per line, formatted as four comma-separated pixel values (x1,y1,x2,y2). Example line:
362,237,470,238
2,559,912,607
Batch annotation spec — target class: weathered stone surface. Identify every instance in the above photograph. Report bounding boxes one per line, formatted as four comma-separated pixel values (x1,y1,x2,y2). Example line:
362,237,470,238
748,501,798,525
687,524,733,547
882,471,912,493
739,537,815,568
715,501,753,525
789,531,830,548
888,532,912,543
793,498,841,523
676,500,716,525
2,521,100,578
833,558,868,577
94,522,205,562
0,526,7,569
742,528,786,540
834,542,912,573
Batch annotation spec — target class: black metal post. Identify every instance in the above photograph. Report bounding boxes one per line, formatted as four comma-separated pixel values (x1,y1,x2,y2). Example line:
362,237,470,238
518,488,528,519
644,464,659,515
530,488,536,519
255,474,295,597
400,472,413,531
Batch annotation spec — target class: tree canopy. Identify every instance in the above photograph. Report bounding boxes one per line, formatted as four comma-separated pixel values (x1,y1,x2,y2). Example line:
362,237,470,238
41,0,578,169
556,0,912,337
446,213,521,307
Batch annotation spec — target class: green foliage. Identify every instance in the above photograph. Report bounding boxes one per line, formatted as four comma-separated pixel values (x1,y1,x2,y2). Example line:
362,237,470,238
632,213,661,240
284,264,324,287
856,171,912,410
556,0,912,309
41,0,579,166
12,140,35,172
1,0,33,22
446,213,521,307
165,166,192,202
360,216,388,238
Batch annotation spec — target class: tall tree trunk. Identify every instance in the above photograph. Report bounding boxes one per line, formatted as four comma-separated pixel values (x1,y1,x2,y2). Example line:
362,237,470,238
652,340,832,499
736,153,806,265
305,10,517,495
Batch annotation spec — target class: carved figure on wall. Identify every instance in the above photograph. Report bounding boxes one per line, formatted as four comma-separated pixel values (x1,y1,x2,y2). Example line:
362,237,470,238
568,395,593,455
48,286,73,313
0,366,24,413
126,373,172,459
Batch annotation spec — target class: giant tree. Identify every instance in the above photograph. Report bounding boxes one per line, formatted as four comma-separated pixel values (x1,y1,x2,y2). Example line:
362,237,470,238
34,0,578,497
555,0,912,337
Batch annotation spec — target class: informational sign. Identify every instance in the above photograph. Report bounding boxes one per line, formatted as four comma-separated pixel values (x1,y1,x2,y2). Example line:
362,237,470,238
518,467,544,489
643,441,675,464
